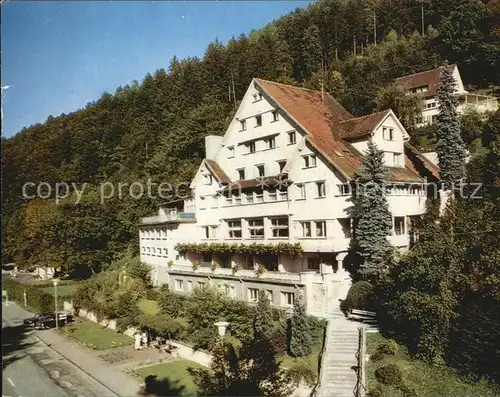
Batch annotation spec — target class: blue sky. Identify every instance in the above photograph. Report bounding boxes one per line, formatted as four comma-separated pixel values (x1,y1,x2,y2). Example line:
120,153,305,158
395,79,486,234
2,1,313,138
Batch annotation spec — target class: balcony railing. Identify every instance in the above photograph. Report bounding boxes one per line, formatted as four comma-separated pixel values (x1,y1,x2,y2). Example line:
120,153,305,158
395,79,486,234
140,212,196,225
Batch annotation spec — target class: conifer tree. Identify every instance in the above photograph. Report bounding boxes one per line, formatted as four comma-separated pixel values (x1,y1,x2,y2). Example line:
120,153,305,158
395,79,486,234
289,293,312,357
253,289,273,340
352,139,393,278
435,61,467,189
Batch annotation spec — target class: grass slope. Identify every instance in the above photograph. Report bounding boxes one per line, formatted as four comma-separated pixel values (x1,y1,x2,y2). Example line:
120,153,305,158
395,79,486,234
61,319,133,350
366,333,499,397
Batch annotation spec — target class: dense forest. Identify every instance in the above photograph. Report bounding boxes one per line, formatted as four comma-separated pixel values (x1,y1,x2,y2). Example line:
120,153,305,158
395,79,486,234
2,0,500,275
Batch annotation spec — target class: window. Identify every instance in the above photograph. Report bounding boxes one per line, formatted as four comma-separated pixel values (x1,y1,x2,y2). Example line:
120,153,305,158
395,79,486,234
296,183,306,200
253,93,262,102
415,116,423,124
301,222,311,237
186,281,193,293
288,131,296,144
277,188,288,201
203,253,213,263
271,217,289,238
228,220,242,238
394,216,405,235
266,290,273,303
175,280,184,292
256,165,265,177
267,188,277,201
228,146,235,157
234,192,241,205
272,110,279,122
203,226,218,239
204,226,210,239
248,218,265,239
141,246,145,253
281,291,294,306
315,221,326,237
197,281,206,290
431,115,438,124
176,251,186,261
308,257,320,270
152,247,156,255
225,285,235,298
338,184,351,195
255,115,262,127
383,127,394,141
246,142,256,154
316,181,326,198
303,155,317,168
248,288,259,302
278,160,286,173
339,218,352,238
240,119,246,130
393,153,403,167
163,248,168,257
237,168,245,180
204,174,213,185
266,137,276,149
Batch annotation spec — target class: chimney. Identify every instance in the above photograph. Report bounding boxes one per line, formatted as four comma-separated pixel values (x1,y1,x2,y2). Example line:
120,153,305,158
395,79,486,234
205,135,223,160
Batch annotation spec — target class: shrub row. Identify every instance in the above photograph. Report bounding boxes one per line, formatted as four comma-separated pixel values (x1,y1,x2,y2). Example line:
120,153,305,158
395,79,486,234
2,278,56,312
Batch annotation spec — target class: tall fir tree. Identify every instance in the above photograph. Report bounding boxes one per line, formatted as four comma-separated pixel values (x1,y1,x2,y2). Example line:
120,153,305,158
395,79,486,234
352,139,393,278
435,61,467,189
289,293,312,357
253,289,273,340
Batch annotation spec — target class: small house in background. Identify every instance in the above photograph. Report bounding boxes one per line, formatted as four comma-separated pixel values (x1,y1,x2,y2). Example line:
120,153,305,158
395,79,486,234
394,65,498,127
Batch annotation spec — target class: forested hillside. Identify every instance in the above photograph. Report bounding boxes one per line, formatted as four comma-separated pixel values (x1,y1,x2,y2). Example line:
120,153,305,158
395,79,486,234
2,0,500,277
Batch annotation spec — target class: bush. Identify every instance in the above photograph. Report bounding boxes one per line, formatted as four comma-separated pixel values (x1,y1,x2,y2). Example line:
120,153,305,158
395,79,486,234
375,364,403,386
158,285,189,318
400,383,418,397
2,278,55,313
376,340,398,356
341,281,376,313
367,386,385,397
370,352,385,362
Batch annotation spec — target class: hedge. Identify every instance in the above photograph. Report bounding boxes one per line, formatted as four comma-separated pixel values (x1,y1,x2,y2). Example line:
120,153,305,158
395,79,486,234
2,278,56,313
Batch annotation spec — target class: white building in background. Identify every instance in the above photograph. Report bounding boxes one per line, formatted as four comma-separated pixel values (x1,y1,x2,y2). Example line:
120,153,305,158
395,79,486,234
394,64,498,127
138,78,439,317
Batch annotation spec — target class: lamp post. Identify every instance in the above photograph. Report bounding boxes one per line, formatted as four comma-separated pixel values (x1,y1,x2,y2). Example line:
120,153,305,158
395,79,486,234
214,321,230,390
214,321,229,339
53,279,59,329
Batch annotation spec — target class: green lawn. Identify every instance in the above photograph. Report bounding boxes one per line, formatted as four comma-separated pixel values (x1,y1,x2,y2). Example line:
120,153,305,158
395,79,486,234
60,319,133,350
138,299,159,315
366,333,499,397
42,283,79,297
136,359,205,396
279,337,322,385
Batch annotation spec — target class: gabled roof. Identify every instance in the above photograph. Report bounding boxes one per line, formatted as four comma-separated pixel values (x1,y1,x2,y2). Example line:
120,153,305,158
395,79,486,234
204,159,231,184
253,78,439,183
393,65,456,98
340,110,391,140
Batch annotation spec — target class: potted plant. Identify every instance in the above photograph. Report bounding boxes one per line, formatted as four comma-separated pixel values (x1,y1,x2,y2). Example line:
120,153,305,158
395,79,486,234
192,261,200,271
231,264,241,275
255,264,266,277
167,260,174,269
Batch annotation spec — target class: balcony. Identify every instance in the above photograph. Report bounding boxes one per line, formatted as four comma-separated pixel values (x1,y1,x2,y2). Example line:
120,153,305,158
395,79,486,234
139,212,196,225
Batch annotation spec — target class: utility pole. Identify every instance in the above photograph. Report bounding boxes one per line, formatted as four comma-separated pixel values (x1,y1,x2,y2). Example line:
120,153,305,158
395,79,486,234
373,8,377,44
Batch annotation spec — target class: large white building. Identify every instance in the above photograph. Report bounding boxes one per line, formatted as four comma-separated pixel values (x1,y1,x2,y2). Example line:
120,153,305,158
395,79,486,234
138,78,440,317
394,64,498,127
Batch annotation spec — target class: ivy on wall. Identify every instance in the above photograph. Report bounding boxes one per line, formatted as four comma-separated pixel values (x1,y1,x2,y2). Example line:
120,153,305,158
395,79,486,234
174,242,303,258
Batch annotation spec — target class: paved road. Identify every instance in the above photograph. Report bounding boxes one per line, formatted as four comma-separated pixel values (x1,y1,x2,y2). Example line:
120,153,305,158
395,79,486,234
2,303,69,397
2,354,69,397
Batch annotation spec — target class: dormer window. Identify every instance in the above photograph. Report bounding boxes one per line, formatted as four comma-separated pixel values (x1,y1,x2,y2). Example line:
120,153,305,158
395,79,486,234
383,127,394,141
255,115,262,127
240,119,246,131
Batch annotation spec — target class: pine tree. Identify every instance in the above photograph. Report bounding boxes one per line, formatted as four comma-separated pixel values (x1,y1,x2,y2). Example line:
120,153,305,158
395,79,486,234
353,139,393,278
435,61,467,189
289,293,312,357
253,289,273,340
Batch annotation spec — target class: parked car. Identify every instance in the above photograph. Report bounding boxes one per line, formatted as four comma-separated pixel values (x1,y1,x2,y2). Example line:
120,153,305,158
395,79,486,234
23,313,72,329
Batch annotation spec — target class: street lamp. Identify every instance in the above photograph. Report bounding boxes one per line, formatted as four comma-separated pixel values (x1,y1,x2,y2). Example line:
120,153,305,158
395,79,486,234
53,279,59,329
214,321,229,338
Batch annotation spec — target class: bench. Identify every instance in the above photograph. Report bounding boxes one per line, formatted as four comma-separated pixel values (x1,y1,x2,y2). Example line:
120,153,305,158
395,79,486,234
351,309,376,317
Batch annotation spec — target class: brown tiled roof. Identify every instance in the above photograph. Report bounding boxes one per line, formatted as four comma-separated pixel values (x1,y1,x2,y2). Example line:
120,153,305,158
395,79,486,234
251,78,440,182
340,110,391,140
205,159,231,184
404,143,440,180
393,65,455,98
